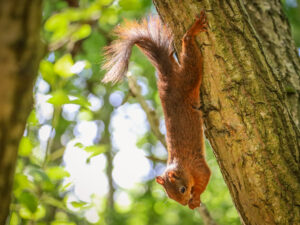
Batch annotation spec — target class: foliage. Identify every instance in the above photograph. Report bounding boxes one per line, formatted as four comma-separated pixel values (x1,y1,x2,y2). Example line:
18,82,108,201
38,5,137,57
282,0,300,47
7,0,299,225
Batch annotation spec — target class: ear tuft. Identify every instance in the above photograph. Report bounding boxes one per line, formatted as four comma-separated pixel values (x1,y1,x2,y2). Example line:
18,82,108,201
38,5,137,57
156,176,165,185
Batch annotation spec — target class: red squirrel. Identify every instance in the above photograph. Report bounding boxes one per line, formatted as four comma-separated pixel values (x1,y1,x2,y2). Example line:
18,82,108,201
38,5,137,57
102,11,211,209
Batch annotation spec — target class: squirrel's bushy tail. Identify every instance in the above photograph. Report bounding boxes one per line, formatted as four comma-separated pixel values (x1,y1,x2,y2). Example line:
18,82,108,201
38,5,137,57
102,16,173,83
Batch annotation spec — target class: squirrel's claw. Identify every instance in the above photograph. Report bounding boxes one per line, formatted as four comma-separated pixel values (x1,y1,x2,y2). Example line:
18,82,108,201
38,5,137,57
195,9,206,19
188,10,208,36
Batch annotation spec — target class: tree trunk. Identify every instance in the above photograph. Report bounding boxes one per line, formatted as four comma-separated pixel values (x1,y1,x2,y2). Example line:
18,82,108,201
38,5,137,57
153,1,300,225
0,1,43,223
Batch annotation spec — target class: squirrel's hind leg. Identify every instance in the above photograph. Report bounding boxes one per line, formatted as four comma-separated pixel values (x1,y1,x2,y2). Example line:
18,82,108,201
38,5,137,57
178,10,208,93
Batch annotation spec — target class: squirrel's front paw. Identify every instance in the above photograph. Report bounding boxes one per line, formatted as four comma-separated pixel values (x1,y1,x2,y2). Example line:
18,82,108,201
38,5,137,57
188,197,201,209
194,10,208,32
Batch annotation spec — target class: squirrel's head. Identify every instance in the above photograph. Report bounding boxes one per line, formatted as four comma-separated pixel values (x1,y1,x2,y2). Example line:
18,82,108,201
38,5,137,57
156,168,192,206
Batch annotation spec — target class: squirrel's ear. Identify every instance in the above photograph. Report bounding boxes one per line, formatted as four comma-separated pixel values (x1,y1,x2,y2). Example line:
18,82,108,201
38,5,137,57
156,176,165,185
167,171,178,182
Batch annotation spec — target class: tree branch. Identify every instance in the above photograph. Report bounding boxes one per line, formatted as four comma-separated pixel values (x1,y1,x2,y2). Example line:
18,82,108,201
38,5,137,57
128,76,167,149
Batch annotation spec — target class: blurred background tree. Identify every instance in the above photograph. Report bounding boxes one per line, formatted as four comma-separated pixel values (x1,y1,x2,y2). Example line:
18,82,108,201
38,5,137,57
2,0,299,225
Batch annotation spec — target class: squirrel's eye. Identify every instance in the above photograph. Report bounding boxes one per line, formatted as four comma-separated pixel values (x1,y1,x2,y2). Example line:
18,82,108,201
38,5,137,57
180,186,186,194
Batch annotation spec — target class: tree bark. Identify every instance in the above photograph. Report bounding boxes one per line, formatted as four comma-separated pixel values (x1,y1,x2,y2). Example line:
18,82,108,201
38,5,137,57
0,1,43,223
243,0,300,127
153,1,300,225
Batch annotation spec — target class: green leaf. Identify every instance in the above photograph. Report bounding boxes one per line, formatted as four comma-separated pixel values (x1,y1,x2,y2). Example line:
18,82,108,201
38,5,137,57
48,90,70,106
93,0,113,6
119,0,141,11
84,60,91,69
27,110,39,126
48,94,90,107
45,14,69,32
46,166,70,181
69,95,91,107
59,181,72,192
29,167,54,191
45,13,70,42
9,212,19,225
49,147,66,161
98,8,118,25
34,205,46,220
136,135,147,149
18,191,38,213
40,60,56,85
71,201,88,208
63,9,82,21
74,142,84,148
51,221,76,225
54,54,75,78
84,145,107,162
78,109,93,121
13,173,34,193
71,24,92,41
19,205,46,220
18,137,33,157
41,194,66,210
84,144,107,154
54,211,68,220
19,207,32,219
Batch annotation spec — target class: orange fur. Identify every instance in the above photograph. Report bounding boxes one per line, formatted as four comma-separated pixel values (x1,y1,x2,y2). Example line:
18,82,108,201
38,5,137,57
102,11,211,210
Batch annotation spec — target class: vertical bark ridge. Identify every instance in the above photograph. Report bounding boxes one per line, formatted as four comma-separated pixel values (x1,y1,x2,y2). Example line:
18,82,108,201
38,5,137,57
243,0,300,128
